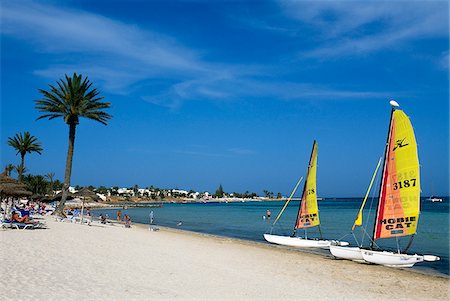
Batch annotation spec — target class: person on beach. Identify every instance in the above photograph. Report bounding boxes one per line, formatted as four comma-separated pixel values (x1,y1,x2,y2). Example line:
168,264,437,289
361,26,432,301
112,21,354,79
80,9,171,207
124,215,131,228
99,214,107,224
117,210,122,221
149,211,154,225
11,211,34,224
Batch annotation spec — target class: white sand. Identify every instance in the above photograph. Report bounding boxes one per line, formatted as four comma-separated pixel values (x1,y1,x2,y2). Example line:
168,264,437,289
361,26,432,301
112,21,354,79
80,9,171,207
1,216,448,301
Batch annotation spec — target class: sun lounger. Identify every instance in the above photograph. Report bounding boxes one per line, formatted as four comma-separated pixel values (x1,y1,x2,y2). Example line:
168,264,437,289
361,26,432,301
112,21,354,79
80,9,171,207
1,219,11,229
1,216,46,230
11,221,46,230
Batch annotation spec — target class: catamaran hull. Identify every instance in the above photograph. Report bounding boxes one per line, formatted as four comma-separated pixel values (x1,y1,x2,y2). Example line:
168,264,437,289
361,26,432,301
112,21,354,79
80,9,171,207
361,250,424,268
263,234,348,249
329,245,365,262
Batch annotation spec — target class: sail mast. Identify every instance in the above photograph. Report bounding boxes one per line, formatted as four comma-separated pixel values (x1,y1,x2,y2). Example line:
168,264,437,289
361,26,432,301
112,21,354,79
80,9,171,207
293,140,317,234
352,157,382,231
371,102,397,246
272,176,303,227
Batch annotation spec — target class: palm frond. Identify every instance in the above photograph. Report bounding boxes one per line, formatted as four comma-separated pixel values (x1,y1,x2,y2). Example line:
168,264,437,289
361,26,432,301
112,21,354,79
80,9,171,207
35,73,111,125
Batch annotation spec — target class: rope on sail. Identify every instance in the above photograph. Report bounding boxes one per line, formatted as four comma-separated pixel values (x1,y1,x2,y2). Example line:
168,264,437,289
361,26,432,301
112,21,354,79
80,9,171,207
272,176,303,227
362,169,381,246
403,235,415,253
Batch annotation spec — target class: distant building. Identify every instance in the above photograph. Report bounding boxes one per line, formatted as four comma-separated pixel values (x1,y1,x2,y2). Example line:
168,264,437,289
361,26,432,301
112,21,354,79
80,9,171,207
117,188,134,196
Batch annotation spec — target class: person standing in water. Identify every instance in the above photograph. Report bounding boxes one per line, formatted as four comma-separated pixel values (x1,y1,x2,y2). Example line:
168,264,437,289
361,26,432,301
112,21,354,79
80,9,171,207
149,211,154,224
266,210,271,219
117,210,122,221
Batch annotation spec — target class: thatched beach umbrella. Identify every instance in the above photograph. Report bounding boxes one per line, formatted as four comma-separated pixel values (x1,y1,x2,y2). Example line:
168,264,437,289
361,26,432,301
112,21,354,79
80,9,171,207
30,193,44,200
0,183,31,197
74,188,100,224
51,191,75,201
0,171,32,197
0,171,32,218
75,187,100,202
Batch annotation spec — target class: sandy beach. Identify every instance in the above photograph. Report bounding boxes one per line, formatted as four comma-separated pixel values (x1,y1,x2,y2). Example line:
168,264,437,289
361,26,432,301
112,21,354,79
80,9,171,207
1,216,448,301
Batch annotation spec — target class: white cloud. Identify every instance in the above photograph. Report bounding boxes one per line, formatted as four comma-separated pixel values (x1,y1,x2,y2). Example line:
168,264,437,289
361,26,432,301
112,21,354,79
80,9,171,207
2,0,390,108
2,1,205,88
278,0,448,58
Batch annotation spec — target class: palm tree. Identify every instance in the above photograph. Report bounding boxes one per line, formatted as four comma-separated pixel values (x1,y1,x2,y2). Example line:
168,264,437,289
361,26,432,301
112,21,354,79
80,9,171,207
45,172,55,196
7,131,43,178
22,174,48,195
35,73,112,216
14,164,27,181
4,164,15,176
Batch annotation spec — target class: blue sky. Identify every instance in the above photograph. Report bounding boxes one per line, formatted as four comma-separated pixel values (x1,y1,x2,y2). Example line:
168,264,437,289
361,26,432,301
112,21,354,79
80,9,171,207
1,0,448,197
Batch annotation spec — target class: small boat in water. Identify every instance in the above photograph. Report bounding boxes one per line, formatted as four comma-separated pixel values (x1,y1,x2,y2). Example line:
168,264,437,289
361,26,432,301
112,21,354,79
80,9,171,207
330,100,440,267
427,196,443,203
264,141,349,249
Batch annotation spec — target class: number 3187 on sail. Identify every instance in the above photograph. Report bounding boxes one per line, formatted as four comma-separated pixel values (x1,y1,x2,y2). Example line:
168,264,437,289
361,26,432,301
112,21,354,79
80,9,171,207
393,179,416,190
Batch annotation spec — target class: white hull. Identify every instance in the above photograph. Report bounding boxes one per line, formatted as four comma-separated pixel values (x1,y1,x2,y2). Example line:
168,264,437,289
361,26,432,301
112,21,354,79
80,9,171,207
329,245,364,262
263,234,348,249
361,250,424,268
428,198,443,203
331,246,440,268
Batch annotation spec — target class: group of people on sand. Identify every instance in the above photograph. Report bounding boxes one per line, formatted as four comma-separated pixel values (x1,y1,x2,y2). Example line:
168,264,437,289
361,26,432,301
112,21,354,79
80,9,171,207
97,211,132,227
4,200,50,226
98,213,109,224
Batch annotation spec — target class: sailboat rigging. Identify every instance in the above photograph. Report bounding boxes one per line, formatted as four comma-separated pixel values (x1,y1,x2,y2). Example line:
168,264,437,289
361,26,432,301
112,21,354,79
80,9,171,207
330,100,440,267
264,141,349,249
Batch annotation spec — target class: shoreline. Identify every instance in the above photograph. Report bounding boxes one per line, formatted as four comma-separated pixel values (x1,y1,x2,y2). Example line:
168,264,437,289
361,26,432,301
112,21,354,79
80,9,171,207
129,220,449,279
58,196,450,210
3,216,448,300
70,215,449,279
64,198,285,209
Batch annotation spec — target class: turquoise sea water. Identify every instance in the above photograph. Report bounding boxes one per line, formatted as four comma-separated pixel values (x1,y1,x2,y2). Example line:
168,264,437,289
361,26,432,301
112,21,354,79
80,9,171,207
94,197,449,276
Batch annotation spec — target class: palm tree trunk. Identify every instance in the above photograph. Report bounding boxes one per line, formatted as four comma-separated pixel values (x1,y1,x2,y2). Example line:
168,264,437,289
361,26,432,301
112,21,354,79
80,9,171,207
18,154,25,180
54,123,76,217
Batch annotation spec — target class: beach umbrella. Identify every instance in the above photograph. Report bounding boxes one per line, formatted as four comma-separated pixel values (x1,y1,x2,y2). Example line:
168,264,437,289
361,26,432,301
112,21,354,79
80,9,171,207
0,183,32,197
0,171,32,218
73,188,100,224
39,196,57,203
51,191,75,201
0,171,32,197
30,193,45,200
74,187,100,201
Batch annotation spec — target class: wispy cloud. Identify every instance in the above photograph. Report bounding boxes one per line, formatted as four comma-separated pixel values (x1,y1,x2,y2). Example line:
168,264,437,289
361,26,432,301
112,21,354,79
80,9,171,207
145,77,388,109
2,1,206,91
2,1,390,108
171,146,256,158
277,1,448,58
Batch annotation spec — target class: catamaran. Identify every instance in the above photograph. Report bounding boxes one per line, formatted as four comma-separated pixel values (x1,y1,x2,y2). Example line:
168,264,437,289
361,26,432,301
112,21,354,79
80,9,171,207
330,100,440,267
264,141,349,249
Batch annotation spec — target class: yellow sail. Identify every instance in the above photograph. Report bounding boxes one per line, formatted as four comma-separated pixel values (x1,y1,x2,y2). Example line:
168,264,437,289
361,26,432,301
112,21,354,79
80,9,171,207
374,109,420,239
295,141,320,228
